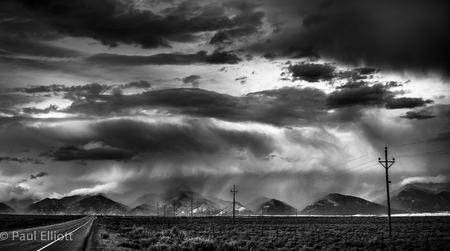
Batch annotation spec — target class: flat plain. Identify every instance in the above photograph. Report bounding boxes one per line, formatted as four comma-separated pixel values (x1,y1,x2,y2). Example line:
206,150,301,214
90,215,450,250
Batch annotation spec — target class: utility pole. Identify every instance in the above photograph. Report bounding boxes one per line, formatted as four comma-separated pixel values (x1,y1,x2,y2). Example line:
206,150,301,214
157,202,159,217
379,147,395,237
191,192,194,221
230,185,238,225
163,205,166,218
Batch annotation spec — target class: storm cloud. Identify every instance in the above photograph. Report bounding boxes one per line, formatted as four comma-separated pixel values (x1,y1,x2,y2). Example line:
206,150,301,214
298,0,450,77
35,118,276,160
288,63,335,82
1,0,265,49
85,50,242,66
66,87,328,126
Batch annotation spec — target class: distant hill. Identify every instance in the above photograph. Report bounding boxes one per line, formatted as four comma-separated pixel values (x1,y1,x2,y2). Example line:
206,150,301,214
129,193,160,208
384,185,450,213
217,202,253,216
24,198,67,215
256,199,297,215
0,202,16,214
245,196,271,212
130,204,156,216
68,194,128,215
301,193,405,215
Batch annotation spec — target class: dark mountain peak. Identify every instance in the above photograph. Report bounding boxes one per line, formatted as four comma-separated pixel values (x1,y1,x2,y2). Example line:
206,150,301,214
245,196,272,212
302,193,404,215
25,197,67,214
0,202,16,214
389,185,450,213
68,194,128,215
259,198,297,215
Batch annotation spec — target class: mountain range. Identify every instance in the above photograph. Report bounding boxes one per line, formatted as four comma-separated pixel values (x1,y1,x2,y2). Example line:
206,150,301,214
2,184,449,216
301,193,406,215
382,184,450,213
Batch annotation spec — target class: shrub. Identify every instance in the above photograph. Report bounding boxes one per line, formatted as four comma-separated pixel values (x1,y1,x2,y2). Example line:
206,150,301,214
180,237,217,251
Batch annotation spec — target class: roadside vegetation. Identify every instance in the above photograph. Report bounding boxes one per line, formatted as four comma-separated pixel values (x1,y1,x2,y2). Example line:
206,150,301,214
90,216,450,250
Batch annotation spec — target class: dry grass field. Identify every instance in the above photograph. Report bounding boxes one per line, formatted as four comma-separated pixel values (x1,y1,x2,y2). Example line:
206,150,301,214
90,216,450,250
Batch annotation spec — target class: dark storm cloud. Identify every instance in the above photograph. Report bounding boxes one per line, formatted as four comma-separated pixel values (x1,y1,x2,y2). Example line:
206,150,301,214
40,145,137,162
66,87,328,126
385,98,434,109
326,82,393,108
400,111,435,120
86,50,242,66
35,118,275,159
353,67,380,75
298,0,450,76
30,171,48,179
400,104,450,120
2,0,265,49
288,63,335,82
328,80,431,109
0,156,44,164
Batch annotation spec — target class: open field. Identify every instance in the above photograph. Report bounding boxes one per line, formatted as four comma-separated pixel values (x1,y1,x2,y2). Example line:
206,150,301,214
0,214,83,232
90,216,450,250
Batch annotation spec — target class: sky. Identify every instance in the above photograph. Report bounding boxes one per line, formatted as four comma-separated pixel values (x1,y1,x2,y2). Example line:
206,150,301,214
0,0,449,209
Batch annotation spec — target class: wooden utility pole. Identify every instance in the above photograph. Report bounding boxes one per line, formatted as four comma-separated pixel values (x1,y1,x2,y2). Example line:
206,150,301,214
191,192,194,221
379,147,395,237
230,185,238,225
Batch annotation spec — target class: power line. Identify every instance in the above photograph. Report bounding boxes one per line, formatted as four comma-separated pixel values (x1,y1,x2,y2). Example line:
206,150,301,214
325,148,383,169
288,147,449,190
288,161,379,189
388,136,450,148
392,149,450,159
282,139,450,191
